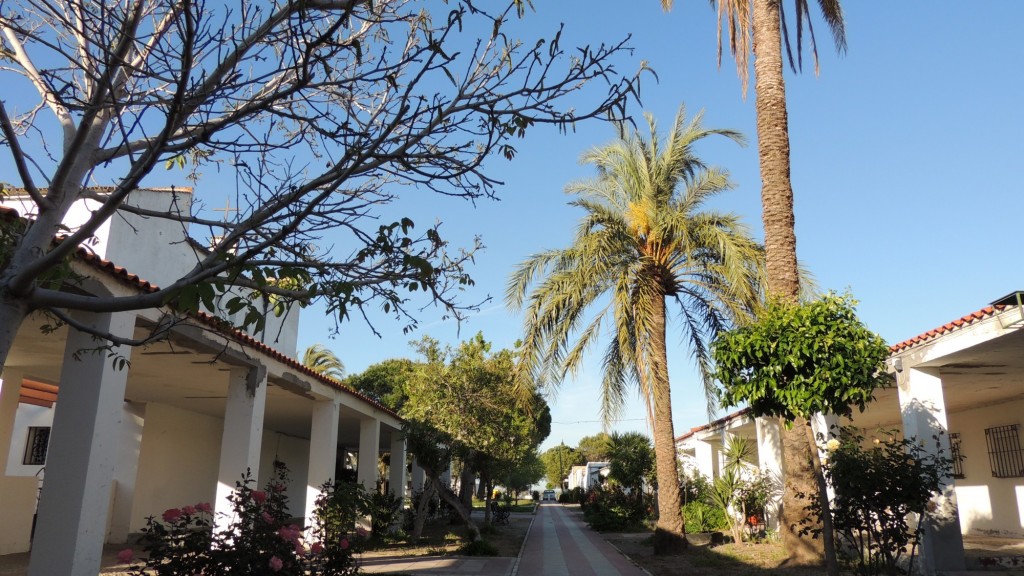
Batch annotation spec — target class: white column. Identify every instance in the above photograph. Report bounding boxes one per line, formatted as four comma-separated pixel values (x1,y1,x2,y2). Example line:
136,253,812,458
305,400,339,526
107,401,146,543
389,432,407,500
755,417,783,531
28,311,135,576
898,367,965,574
811,413,840,500
357,418,380,491
215,365,267,530
411,458,426,493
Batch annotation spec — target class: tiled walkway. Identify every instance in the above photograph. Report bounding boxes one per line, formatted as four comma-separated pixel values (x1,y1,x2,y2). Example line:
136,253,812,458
515,504,648,576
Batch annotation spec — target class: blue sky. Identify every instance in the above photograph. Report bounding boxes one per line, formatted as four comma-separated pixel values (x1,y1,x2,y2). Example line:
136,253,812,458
7,2,1023,453
301,1,1024,451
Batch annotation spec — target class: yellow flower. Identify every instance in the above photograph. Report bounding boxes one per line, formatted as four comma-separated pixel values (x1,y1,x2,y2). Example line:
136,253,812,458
826,438,841,452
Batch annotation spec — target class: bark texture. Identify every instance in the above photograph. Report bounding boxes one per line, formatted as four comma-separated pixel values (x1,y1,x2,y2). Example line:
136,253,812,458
752,0,823,565
650,295,687,555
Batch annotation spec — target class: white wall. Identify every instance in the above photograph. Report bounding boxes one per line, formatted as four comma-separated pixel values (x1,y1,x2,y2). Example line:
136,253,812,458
5,403,54,477
948,398,1024,537
259,432,311,519
131,403,222,533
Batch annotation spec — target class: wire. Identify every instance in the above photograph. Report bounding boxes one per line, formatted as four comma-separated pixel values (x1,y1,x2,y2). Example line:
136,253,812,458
551,418,646,424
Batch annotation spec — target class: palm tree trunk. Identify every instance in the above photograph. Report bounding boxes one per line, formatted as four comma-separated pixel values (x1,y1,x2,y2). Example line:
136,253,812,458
752,0,829,567
650,294,686,554
753,0,799,300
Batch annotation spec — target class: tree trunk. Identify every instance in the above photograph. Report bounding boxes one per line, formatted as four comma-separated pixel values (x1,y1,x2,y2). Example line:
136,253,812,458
0,295,30,379
458,462,475,511
752,0,825,566
432,477,481,542
649,295,686,555
804,421,839,576
412,479,437,540
753,0,800,300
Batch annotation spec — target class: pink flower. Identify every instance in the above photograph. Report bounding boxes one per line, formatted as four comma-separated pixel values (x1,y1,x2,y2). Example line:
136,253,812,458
355,526,368,538
277,525,301,543
162,508,183,523
339,537,350,550
182,505,196,515
196,502,213,514
268,555,283,572
116,548,134,563
262,511,274,524
252,490,267,504
272,483,286,493
294,541,305,555
310,542,324,554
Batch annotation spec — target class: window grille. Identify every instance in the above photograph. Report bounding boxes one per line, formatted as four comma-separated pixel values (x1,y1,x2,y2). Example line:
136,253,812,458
22,426,50,466
949,433,965,479
984,424,1024,478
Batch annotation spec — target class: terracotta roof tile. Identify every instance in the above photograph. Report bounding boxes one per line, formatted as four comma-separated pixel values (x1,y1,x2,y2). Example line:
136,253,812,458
889,306,1001,353
675,407,752,443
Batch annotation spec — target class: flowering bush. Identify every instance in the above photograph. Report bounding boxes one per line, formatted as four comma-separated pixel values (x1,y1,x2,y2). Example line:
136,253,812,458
580,486,653,532
806,428,952,576
126,462,361,575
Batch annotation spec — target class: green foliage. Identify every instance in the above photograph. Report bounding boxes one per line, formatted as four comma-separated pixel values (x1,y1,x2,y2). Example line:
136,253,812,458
558,487,585,504
127,463,360,575
577,432,614,463
714,292,891,422
498,450,545,498
809,428,952,576
457,539,500,556
682,501,728,533
606,431,654,494
365,490,403,540
540,444,582,488
345,358,416,412
580,486,653,532
303,344,346,381
679,469,713,505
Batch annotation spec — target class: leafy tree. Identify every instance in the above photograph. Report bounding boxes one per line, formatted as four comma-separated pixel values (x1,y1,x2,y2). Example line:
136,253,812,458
0,0,639,374
402,333,550,533
606,431,654,495
713,293,890,574
302,344,345,381
540,443,582,489
345,358,416,412
577,432,614,463
497,451,545,502
660,0,847,565
508,107,763,553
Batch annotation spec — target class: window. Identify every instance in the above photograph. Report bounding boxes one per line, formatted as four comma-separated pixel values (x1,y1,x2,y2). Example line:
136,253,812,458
22,426,50,466
949,433,965,479
984,424,1024,478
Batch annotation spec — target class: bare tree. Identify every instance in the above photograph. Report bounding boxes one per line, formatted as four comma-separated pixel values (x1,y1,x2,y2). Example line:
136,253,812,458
0,0,640,364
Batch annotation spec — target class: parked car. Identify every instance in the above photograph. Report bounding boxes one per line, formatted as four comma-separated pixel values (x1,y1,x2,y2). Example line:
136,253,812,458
542,489,556,501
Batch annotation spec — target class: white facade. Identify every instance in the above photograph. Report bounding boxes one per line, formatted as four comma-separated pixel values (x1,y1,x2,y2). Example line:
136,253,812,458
566,461,609,491
0,193,407,576
676,293,1024,574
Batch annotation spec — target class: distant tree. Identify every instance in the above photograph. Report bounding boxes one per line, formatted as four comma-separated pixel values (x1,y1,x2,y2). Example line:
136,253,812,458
607,431,655,495
498,451,546,502
577,432,614,463
0,0,640,380
402,333,550,530
345,358,415,411
714,293,890,575
508,108,763,553
302,344,345,381
540,444,582,489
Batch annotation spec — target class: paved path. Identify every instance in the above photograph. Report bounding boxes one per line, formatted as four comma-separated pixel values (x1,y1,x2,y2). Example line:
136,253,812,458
515,503,648,576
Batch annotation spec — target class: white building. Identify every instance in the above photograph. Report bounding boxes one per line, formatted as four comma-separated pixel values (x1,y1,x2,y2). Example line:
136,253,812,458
0,189,410,576
566,461,610,492
677,292,1024,574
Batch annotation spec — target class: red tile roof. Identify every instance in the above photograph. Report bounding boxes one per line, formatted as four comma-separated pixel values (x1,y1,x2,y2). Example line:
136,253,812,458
2,205,399,419
675,407,752,443
888,306,1001,353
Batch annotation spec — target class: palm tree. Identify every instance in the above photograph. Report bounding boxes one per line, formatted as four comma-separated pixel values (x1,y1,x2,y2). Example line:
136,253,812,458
507,107,763,554
302,343,346,381
660,0,846,566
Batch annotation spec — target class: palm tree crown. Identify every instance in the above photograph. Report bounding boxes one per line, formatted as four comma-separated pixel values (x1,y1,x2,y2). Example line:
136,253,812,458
508,107,762,418
507,107,763,551
302,343,346,381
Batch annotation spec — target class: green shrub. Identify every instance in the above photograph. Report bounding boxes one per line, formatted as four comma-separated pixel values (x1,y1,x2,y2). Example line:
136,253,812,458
682,501,728,533
580,486,652,532
458,539,499,556
126,462,361,575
